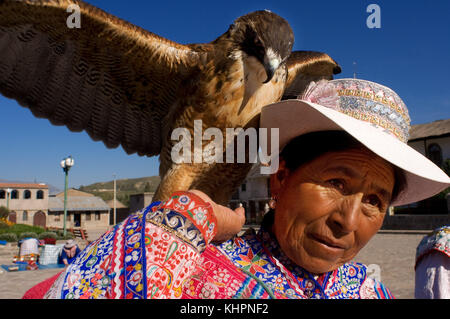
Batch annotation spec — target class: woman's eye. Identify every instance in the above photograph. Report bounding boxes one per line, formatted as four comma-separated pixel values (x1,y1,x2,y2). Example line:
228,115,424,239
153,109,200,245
366,195,381,208
327,179,345,191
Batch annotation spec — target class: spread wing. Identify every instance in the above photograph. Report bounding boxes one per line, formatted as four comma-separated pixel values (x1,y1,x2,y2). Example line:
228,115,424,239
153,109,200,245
283,51,341,100
0,0,201,156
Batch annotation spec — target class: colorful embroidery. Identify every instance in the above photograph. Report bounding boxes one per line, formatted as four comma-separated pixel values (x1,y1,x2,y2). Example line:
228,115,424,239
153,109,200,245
217,225,394,299
109,215,126,298
45,192,393,299
145,224,200,299
415,225,450,268
60,227,116,299
123,211,148,299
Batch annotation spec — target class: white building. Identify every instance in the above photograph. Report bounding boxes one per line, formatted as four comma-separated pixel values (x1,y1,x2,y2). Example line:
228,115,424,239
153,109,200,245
0,183,111,229
408,119,450,168
229,164,271,225
0,183,49,227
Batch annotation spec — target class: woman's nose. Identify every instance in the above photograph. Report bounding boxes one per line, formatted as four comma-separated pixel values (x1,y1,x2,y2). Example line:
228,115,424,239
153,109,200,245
329,193,363,234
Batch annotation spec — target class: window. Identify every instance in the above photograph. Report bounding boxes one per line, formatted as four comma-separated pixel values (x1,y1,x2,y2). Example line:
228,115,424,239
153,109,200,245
36,190,44,199
24,190,31,199
86,212,91,221
95,211,101,221
0,190,5,199
241,183,247,192
22,211,28,221
427,143,443,167
11,190,18,199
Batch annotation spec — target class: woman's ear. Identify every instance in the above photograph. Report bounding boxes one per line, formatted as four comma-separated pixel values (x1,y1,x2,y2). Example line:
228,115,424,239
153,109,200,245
270,158,290,196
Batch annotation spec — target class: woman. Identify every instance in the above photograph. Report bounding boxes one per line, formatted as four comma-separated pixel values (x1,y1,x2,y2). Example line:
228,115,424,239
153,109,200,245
58,240,81,267
23,79,450,299
414,225,450,298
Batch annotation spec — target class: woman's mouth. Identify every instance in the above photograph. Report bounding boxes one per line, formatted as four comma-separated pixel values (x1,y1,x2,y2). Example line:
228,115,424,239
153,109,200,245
309,233,347,250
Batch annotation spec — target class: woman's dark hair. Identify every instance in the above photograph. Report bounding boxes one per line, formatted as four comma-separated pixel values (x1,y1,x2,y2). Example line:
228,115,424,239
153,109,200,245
279,130,406,204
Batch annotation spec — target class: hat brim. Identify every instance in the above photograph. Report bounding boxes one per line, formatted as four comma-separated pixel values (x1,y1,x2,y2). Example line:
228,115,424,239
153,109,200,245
260,99,450,206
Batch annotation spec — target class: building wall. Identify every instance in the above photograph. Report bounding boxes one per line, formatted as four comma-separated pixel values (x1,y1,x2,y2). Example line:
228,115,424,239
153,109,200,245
0,187,49,227
1,185,111,229
407,135,450,213
47,210,110,229
230,172,270,225
0,188,49,212
129,193,154,214
408,136,450,162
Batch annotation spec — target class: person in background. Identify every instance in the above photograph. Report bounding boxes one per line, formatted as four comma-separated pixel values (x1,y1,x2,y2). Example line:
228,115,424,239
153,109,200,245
59,239,81,267
415,225,450,298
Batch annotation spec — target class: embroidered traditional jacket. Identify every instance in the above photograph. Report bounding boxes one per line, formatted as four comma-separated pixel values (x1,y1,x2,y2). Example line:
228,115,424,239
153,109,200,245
42,192,393,299
415,225,450,268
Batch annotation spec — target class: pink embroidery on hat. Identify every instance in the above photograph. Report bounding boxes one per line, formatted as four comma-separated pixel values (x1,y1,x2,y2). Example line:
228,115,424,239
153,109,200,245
300,80,340,110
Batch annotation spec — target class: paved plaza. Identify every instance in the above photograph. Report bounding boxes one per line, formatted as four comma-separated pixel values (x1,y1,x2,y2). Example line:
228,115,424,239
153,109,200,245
0,231,427,299
351,231,426,298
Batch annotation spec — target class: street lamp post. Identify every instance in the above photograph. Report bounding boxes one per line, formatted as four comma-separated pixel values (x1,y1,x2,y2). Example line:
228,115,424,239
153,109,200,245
5,188,11,210
60,156,74,237
113,173,117,225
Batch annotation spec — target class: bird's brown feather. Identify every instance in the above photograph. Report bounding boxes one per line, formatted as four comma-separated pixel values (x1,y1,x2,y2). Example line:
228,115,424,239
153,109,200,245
0,0,201,157
0,3,342,205
283,51,341,100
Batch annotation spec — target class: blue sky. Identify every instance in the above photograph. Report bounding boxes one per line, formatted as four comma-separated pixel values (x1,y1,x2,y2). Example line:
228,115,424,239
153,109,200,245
0,0,449,190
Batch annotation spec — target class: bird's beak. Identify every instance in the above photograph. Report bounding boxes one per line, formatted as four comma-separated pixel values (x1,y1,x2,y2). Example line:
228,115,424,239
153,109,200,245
263,53,281,84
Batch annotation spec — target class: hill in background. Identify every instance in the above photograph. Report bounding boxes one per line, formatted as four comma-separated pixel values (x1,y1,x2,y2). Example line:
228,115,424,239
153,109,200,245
78,176,160,207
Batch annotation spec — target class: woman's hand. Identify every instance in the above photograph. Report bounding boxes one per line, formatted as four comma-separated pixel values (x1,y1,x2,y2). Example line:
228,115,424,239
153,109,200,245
188,190,246,242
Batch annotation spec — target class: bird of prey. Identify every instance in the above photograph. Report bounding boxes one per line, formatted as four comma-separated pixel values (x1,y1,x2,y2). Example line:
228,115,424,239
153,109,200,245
0,0,341,205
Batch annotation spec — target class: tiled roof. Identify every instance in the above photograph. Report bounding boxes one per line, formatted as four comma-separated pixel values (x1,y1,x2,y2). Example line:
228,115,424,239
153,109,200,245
48,196,110,212
105,199,127,209
409,119,450,141
0,183,48,189
54,188,94,197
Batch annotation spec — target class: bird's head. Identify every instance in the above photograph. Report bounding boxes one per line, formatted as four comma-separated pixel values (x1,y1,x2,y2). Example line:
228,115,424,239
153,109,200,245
228,10,294,83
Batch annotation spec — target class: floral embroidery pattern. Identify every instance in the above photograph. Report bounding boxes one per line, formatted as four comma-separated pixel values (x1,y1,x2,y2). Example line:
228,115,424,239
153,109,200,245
60,227,116,299
235,247,268,275
157,192,217,243
46,193,393,299
145,225,200,299
415,225,450,268
123,211,148,299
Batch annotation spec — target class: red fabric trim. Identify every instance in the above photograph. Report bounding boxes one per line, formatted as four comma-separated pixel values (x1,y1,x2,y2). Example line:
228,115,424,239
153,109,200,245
160,191,217,242
22,271,64,299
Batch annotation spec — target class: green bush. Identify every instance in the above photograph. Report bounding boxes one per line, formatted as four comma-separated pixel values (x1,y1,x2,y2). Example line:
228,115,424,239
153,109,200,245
19,232,38,240
0,221,9,230
62,232,75,240
38,231,57,240
0,224,44,235
0,233,18,242
0,206,9,219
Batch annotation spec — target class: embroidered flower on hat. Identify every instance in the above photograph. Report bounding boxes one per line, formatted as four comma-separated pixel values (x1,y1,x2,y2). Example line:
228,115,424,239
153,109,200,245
300,80,340,110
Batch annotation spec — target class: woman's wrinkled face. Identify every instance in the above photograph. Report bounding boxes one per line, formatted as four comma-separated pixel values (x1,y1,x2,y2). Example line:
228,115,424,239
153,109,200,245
271,148,395,274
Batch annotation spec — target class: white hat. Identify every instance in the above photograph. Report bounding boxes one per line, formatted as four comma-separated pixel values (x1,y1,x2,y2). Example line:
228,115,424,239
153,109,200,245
64,239,76,249
260,78,450,206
